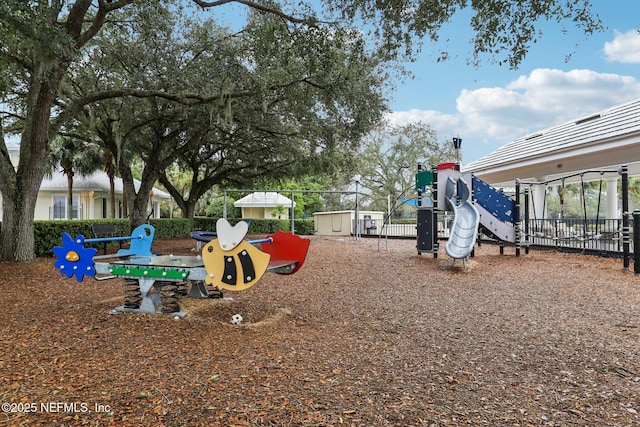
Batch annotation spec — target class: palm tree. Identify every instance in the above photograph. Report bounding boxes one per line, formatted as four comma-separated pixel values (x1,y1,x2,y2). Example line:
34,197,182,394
271,205,286,219
47,137,104,219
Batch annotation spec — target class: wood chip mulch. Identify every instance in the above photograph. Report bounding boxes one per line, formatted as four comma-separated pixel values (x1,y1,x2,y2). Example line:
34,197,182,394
1,236,639,426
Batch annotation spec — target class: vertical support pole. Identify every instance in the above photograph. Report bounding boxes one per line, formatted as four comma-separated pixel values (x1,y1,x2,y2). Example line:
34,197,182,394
515,179,521,257
470,173,476,257
223,190,228,219
417,163,423,207
633,209,640,276
432,164,439,259
432,164,438,210
621,165,629,270
416,163,422,257
605,176,618,222
531,183,546,224
290,190,295,234
524,187,530,254
354,180,360,240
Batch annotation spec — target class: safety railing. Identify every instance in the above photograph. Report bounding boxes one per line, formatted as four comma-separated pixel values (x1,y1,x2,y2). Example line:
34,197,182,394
524,218,627,255
364,216,635,257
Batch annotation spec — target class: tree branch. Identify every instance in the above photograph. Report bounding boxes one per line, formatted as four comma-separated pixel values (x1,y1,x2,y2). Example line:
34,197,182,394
191,0,310,24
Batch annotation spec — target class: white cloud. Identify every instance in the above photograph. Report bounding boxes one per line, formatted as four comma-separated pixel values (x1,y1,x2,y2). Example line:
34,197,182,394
387,68,640,162
604,30,640,64
385,109,461,131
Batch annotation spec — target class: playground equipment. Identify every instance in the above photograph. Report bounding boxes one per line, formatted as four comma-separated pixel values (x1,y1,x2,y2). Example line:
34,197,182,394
415,162,524,263
53,219,310,316
444,176,479,263
416,162,636,271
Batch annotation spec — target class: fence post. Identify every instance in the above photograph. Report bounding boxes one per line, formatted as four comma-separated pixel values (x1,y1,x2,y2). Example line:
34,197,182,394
515,179,521,257
291,190,295,234
524,187,530,254
621,165,629,271
634,209,640,276
223,190,228,219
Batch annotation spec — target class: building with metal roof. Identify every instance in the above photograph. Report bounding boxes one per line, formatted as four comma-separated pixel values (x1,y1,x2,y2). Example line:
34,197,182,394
0,142,171,221
463,98,640,219
464,98,640,186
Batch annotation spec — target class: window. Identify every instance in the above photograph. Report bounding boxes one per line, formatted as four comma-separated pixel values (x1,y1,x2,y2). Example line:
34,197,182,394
52,195,80,219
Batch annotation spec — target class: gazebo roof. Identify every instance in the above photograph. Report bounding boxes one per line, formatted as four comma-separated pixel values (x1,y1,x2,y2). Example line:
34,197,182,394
464,98,640,187
234,192,295,208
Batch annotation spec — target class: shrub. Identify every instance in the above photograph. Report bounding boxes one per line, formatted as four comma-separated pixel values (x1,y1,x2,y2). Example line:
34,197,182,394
29,217,313,257
148,218,191,239
193,217,314,235
35,220,122,257
36,218,191,256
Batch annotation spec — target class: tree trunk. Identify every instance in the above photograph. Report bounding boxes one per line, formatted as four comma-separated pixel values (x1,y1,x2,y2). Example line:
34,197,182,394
0,194,17,261
183,202,197,231
109,176,116,218
0,80,56,261
65,168,74,220
1,199,38,262
130,193,151,228
105,151,116,218
122,190,128,219
120,163,158,229
158,173,201,230
0,0,117,261
0,152,48,262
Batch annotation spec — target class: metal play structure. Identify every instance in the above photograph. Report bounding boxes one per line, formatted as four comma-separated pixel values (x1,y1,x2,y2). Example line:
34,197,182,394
415,162,637,271
53,218,310,316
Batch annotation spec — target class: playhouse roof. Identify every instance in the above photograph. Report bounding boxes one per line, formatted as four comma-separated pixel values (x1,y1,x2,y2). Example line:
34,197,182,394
234,192,295,208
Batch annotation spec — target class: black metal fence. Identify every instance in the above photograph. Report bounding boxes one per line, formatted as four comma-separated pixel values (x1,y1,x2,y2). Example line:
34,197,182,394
523,218,626,254
370,215,635,257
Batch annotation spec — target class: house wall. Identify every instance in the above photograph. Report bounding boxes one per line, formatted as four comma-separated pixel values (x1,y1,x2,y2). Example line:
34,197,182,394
94,197,105,219
264,207,289,219
34,193,53,220
34,191,127,220
241,207,266,219
314,212,351,235
1,144,170,222
92,193,123,219
35,191,91,220
313,210,384,236
241,206,290,220
32,189,170,220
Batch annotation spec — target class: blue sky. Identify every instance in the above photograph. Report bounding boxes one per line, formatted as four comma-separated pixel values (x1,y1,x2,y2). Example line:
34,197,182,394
385,0,640,164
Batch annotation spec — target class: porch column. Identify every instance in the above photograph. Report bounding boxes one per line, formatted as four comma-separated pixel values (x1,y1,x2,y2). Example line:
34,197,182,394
530,181,547,220
606,176,618,219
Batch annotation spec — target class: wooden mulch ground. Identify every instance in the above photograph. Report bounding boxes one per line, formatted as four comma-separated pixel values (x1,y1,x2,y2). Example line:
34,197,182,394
1,236,639,426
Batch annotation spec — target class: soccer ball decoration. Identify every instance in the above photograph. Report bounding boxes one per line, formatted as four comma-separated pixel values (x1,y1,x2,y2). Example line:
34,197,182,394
231,314,243,325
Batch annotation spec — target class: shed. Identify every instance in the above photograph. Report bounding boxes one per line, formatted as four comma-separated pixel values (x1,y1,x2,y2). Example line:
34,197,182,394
234,192,295,219
313,210,384,236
